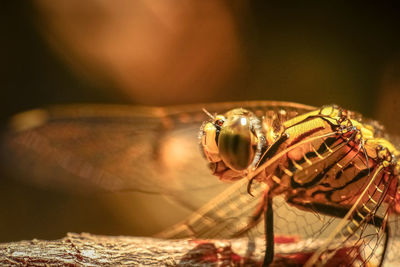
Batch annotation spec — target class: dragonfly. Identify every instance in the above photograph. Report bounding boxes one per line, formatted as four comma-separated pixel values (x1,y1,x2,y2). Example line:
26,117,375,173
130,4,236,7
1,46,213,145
1,101,399,266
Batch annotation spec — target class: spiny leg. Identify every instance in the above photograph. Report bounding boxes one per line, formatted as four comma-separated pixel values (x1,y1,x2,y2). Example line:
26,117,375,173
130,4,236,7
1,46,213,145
233,188,275,266
263,195,274,267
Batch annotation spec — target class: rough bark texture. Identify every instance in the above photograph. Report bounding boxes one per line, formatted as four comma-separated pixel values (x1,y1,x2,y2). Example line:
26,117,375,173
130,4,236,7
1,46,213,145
1,233,398,266
0,233,266,266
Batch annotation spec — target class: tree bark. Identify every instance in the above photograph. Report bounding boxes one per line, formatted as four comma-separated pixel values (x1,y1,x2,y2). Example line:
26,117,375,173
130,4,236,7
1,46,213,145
0,233,266,266
2,233,397,266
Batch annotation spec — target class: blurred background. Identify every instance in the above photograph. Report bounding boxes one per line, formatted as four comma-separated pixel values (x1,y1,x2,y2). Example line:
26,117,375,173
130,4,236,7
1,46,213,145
1,1,400,242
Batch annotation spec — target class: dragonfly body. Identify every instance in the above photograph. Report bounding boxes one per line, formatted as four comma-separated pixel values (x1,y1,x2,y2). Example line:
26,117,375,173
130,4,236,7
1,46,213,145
201,104,400,266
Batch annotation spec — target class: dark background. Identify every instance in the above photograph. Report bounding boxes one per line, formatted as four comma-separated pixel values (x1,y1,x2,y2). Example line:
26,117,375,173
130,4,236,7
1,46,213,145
1,1,400,242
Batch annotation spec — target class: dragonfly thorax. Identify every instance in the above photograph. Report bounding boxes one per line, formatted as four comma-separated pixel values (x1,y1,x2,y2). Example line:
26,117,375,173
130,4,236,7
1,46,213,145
200,108,265,173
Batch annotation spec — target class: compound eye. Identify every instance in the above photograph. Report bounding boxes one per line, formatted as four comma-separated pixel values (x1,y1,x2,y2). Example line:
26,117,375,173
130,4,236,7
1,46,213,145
218,115,257,171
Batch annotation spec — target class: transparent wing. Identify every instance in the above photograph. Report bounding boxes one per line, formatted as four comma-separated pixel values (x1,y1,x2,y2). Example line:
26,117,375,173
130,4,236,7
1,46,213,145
156,178,339,240
156,176,267,239
301,165,391,267
0,100,315,212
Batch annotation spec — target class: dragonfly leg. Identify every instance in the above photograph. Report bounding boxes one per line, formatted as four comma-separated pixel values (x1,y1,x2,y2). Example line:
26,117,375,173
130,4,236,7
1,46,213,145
263,195,274,267
232,189,274,266
232,193,267,237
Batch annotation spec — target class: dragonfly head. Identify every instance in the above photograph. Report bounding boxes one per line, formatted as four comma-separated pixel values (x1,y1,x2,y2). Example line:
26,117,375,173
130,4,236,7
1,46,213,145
200,108,264,175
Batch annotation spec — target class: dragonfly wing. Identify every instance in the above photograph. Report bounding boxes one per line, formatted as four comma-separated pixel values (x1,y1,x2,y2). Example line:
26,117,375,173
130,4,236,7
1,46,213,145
156,177,269,239
156,178,338,240
1,101,315,211
304,165,392,267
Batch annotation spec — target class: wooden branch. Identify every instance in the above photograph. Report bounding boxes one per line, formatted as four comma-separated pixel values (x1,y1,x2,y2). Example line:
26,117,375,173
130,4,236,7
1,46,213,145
0,233,267,266
2,233,397,266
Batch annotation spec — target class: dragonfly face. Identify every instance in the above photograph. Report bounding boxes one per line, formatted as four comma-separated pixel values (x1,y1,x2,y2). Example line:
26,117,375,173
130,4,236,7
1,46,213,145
201,108,265,177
